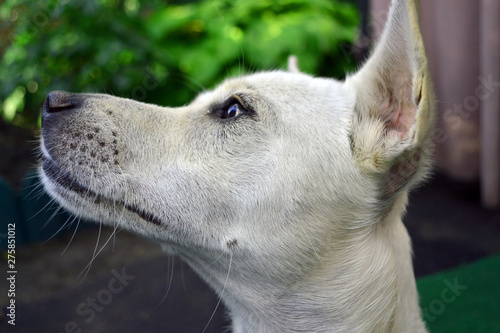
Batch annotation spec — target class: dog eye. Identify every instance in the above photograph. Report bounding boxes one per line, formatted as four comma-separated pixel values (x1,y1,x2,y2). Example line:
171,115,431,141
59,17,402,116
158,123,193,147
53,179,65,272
220,103,244,120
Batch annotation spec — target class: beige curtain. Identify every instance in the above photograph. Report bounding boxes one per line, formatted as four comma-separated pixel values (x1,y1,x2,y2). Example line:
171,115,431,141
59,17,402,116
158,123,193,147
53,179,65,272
369,0,500,208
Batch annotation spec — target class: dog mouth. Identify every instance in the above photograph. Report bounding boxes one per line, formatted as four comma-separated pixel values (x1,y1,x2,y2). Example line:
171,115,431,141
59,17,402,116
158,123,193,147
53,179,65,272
41,158,164,226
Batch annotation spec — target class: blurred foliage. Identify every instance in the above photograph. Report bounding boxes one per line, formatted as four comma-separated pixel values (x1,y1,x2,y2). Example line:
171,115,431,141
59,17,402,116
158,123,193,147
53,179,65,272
0,0,359,130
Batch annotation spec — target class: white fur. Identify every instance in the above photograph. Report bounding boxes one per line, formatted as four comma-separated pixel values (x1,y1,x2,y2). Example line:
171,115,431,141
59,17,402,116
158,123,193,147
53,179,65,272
40,0,434,331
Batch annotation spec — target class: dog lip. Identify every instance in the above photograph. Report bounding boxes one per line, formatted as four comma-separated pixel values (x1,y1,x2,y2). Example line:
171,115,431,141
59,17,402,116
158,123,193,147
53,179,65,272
42,158,163,226
42,159,90,198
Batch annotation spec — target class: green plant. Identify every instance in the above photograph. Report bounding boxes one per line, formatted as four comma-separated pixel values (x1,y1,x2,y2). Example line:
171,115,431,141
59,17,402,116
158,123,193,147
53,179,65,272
0,0,359,130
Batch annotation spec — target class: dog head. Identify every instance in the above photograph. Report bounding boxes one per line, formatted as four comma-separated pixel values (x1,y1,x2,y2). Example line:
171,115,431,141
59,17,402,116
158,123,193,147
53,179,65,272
40,0,433,300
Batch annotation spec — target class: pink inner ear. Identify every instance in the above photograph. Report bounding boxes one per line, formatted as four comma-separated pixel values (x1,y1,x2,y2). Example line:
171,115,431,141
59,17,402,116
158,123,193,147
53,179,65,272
386,95,416,139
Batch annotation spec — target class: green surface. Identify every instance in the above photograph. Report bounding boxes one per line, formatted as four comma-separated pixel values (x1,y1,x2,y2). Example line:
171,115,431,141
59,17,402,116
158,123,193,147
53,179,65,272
418,255,500,333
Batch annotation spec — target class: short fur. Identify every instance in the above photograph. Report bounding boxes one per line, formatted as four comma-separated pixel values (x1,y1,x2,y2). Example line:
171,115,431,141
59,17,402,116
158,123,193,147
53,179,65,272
40,0,434,331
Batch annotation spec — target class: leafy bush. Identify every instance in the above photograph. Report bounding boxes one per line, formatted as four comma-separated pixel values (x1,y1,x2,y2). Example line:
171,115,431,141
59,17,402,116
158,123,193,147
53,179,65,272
0,0,359,130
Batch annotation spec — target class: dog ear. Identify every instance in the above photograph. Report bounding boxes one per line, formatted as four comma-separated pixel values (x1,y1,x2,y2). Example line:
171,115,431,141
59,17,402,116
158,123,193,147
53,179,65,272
287,55,301,73
347,0,435,200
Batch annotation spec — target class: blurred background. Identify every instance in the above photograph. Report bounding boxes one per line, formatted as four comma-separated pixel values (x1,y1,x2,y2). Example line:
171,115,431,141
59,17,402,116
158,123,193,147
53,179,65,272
0,0,499,332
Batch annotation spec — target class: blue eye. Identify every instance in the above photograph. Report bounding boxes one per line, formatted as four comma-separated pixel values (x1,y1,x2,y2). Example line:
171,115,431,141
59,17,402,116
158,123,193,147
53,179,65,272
221,103,243,120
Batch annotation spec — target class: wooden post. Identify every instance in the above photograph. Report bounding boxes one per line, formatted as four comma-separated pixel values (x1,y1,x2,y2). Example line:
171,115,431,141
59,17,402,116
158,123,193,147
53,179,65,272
480,0,500,208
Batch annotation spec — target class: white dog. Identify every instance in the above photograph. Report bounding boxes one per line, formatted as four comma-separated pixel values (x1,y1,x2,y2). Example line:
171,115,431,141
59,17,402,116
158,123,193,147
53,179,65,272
40,0,434,331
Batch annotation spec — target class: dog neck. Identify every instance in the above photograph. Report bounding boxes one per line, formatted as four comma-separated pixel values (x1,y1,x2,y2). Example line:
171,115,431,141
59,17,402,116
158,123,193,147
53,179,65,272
177,193,427,333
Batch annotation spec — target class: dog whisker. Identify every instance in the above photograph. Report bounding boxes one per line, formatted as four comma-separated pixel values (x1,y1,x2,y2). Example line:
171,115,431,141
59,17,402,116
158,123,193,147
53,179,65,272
78,221,103,283
41,212,74,245
157,256,175,305
23,180,47,200
61,216,82,255
41,204,64,230
202,252,232,333
29,196,59,222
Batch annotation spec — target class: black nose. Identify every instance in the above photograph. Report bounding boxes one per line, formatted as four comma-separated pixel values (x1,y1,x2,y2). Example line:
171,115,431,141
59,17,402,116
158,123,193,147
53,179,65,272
43,91,77,113
42,91,79,126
